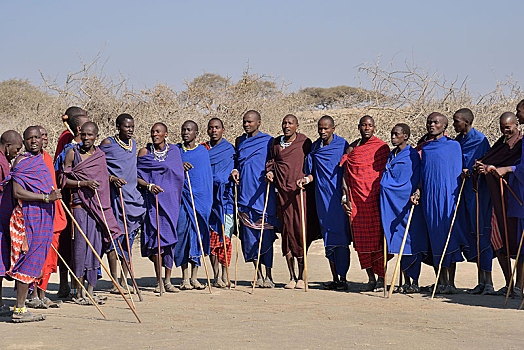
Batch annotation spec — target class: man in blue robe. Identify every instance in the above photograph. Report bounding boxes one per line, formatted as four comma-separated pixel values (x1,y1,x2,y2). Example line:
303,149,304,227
380,123,427,293
231,110,279,288
452,108,495,295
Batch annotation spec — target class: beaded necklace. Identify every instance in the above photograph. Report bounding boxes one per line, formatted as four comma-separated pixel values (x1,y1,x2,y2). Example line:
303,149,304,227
181,143,198,152
150,143,169,162
114,134,133,152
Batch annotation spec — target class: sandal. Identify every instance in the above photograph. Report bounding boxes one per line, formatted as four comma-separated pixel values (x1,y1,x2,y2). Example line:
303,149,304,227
252,278,264,288
284,280,297,289
164,282,178,293
191,279,206,290
72,297,91,306
323,281,339,290
295,280,306,290
179,280,193,290
212,279,227,288
336,280,349,291
12,310,45,323
41,297,62,309
359,280,377,292
374,280,385,292
467,283,484,295
0,304,11,316
435,284,448,294
481,284,497,295
56,286,71,299
25,297,44,309
154,283,166,293
405,284,420,294
263,277,275,288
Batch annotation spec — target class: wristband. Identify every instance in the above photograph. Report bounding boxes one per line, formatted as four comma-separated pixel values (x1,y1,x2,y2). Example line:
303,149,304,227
341,194,347,202
303,176,311,185
147,183,153,192
77,180,81,188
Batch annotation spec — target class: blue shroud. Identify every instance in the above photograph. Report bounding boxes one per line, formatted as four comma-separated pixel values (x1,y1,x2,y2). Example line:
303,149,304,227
305,134,351,277
507,134,524,256
174,144,213,267
137,144,184,268
421,136,467,267
236,132,278,268
207,139,235,239
455,128,493,271
380,145,427,280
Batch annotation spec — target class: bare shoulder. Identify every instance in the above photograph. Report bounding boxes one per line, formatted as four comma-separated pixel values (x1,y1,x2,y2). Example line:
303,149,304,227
137,147,148,157
12,155,26,168
100,137,112,146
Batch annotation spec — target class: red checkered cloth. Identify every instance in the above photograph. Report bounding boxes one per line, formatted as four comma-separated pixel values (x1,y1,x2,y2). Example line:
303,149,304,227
340,136,389,254
357,251,385,277
209,228,232,267
491,208,503,251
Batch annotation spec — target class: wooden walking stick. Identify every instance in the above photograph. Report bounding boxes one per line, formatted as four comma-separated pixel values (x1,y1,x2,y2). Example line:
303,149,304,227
59,199,142,323
502,178,523,206
388,205,414,298
431,178,466,299
155,194,164,296
505,227,524,304
500,178,512,282
300,188,308,292
94,190,135,308
222,221,231,289
118,188,143,301
383,235,388,298
186,171,213,294
251,182,271,294
234,184,241,288
52,245,107,320
476,190,480,271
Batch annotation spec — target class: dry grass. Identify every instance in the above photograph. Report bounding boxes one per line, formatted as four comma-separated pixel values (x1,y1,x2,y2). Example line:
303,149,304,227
0,56,521,155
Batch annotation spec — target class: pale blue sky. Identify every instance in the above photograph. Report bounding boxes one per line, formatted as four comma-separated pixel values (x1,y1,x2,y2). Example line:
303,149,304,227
1,0,521,94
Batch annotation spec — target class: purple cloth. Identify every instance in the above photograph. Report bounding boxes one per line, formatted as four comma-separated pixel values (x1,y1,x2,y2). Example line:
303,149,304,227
0,151,11,276
100,138,145,234
7,153,55,279
62,146,123,245
137,144,184,267
72,207,102,287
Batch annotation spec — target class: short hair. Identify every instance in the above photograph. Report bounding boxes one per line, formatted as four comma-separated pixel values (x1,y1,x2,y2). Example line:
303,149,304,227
182,120,198,132
81,121,99,135
500,112,518,124
244,110,261,121
427,112,448,127
116,113,133,127
517,99,524,108
23,126,41,139
454,108,474,124
394,123,411,139
208,117,224,128
69,114,89,135
359,115,375,126
153,122,168,133
0,130,22,145
63,106,87,127
318,115,335,127
283,114,299,124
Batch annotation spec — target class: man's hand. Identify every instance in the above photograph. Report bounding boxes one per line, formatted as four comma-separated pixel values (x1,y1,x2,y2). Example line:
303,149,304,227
342,199,352,216
83,180,100,190
488,165,511,178
460,169,471,180
265,171,274,183
149,184,164,195
231,169,240,185
183,162,193,172
296,176,310,189
110,175,127,188
410,190,420,205
49,189,62,202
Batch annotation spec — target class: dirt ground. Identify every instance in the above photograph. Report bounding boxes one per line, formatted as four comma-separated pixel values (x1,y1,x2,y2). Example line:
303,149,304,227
1,237,523,350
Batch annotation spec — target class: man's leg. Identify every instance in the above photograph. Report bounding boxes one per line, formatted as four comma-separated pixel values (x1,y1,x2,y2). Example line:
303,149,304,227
284,253,297,289
12,280,45,322
210,254,223,287
179,263,192,290
190,262,205,290
252,261,264,287
107,250,120,292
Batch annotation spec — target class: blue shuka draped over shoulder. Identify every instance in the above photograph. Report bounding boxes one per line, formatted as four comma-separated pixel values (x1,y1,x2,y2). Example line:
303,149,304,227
420,136,467,267
174,144,213,267
137,144,184,268
305,134,350,277
380,145,427,279
236,132,278,268
455,128,493,271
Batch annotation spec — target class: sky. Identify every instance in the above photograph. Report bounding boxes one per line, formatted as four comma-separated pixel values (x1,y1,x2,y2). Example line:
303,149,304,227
1,0,522,95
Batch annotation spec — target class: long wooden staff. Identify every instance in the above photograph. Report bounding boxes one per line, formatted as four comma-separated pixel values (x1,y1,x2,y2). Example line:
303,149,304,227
155,194,164,296
300,188,308,292
431,178,465,299
51,245,106,319
59,199,142,323
505,227,524,304
383,235,388,298
500,178,512,280
94,190,135,308
222,220,231,289
234,184,241,288
118,188,142,301
186,171,212,294
251,182,271,294
388,205,414,298
502,178,523,206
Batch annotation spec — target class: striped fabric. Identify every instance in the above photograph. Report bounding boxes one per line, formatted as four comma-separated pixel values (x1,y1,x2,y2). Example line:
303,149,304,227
491,208,503,251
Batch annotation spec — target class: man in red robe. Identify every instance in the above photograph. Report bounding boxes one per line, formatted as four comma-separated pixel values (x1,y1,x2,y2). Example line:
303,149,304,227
54,106,87,162
340,115,390,292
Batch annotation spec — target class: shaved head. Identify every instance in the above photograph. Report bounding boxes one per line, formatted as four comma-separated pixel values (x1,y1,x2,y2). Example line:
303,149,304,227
454,108,474,124
500,111,518,124
283,114,298,124
359,115,375,126
81,121,99,135
182,120,198,132
23,126,41,139
318,115,335,127
153,122,168,133
427,112,448,128
1,130,22,145
245,110,261,121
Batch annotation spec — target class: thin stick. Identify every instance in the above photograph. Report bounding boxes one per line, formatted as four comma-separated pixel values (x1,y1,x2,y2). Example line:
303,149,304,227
63,120,74,135
185,171,212,294
59,199,142,323
505,226,524,304
476,191,480,271
300,189,308,292
502,178,523,206
388,205,414,298
383,234,388,298
500,178,512,284
222,222,231,289
155,194,164,296
431,178,465,299
251,182,271,294
94,190,135,309
51,245,107,320
234,184,241,288
118,188,142,301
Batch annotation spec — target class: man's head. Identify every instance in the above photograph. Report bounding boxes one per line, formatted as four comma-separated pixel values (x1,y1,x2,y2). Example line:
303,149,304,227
37,126,48,149
282,114,299,138
516,99,524,124
116,113,134,140
358,115,375,140
151,122,168,146
207,118,224,142
70,114,90,136
23,126,43,155
181,120,198,144
243,110,261,135
79,122,99,150
452,108,474,134
0,130,23,161
426,112,448,137
391,123,410,147
499,112,519,140
317,115,335,143
63,106,87,131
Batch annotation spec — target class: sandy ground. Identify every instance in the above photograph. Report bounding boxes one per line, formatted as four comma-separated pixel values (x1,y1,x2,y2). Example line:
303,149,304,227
1,237,523,350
